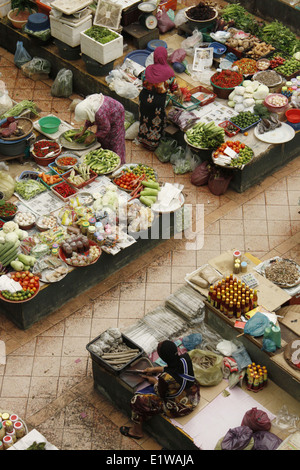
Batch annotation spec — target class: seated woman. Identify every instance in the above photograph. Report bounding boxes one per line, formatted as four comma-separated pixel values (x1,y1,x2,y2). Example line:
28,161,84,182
120,340,200,440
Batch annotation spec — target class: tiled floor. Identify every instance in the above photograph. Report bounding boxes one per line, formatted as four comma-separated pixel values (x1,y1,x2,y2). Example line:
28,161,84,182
0,46,300,450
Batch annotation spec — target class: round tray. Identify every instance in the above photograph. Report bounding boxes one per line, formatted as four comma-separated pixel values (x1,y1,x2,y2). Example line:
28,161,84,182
151,192,185,214
261,258,300,288
212,146,254,169
0,117,33,141
76,192,94,206
58,129,96,150
0,272,40,303
36,215,58,232
125,50,151,67
184,132,210,151
55,153,80,170
37,256,69,283
59,240,101,267
254,122,295,144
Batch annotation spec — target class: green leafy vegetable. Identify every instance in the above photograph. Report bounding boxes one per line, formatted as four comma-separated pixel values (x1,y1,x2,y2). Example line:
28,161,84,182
84,26,119,44
1,100,39,119
185,122,225,149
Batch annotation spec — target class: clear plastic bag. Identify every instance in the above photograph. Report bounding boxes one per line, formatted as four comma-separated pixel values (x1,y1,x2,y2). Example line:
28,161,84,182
51,68,73,97
273,405,300,432
14,41,32,68
241,408,272,432
154,138,178,163
0,92,13,118
21,57,51,77
0,170,15,200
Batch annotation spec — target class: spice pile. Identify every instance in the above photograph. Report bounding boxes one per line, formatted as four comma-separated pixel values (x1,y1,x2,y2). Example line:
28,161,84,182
211,70,243,88
264,259,300,287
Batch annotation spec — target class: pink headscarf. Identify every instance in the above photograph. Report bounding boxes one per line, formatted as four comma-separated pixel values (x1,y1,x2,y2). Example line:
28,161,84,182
145,46,174,84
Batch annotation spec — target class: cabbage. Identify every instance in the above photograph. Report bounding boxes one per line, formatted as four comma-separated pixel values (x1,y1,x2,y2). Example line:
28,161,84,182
2,221,18,233
5,232,19,243
235,86,245,96
228,100,235,108
253,85,269,100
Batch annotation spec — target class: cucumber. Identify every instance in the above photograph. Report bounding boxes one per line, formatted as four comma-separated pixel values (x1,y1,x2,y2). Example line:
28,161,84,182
0,242,19,265
140,189,159,197
140,196,154,207
0,241,14,258
142,180,160,190
2,249,19,267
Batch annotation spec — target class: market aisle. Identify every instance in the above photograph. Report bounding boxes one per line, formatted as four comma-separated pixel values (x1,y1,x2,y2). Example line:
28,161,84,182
0,46,299,450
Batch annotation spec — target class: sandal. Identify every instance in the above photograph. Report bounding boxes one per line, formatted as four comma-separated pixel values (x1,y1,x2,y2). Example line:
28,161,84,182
119,426,142,440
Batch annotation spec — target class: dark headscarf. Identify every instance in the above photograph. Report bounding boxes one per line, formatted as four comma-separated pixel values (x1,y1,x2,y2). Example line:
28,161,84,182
157,340,195,389
145,47,174,84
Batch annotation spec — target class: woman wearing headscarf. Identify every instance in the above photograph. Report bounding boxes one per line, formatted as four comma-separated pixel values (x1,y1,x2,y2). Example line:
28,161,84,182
120,340,200,440
74,93,126,163
138,47,181,151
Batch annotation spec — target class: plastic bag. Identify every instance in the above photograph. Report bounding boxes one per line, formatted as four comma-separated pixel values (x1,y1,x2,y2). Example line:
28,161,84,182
191,161,211,186
169,49,186,64
154,138,178,163
21,57,51,77
14,41,32,68
51,68,73,97
244,312,270,337
0,170,15,200
167,107,198,131
125,122,139,140
182,333,202,351
109,77,140,99
219,426,254,450
253,431,282,450
208,173,232,195
0,92,13,118
124,110,135,130
181,29,203,56
156,8,175,34
241,408,271,432
174,8,188,27
273,405,300,432
188,349,223,386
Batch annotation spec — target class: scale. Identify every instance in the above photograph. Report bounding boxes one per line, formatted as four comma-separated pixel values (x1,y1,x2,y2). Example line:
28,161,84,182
138,1,157,30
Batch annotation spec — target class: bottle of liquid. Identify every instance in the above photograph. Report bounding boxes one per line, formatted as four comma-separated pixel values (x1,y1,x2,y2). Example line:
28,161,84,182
207,286,214,303
253,289,258,308
228,301,234,319
236,301,241,318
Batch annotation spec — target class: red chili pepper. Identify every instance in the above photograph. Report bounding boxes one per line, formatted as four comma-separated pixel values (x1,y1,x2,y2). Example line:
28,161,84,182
53,182,76,198
211,70,243,88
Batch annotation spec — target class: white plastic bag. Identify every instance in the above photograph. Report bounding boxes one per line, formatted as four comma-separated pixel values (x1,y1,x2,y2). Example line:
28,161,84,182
14,41,32,68
0,92,13,118
51,68,73,97
174,8,188,27
125,121,140,140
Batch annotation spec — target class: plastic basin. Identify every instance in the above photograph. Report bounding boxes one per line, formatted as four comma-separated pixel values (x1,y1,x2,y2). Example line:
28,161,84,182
38,116,61,134
7,9,33,28
209,42,227,58
27,13,50,31
184,7,218,30
285,108,300,123
264,94,289,113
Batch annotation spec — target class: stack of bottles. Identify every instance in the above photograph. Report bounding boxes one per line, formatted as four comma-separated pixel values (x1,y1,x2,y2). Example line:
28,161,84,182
245,362,268,392
207,273,258,319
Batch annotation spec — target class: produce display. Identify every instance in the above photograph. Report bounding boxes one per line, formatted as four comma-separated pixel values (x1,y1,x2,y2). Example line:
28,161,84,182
227,80,269,114
230,111,261,131
60,236,101,267
0,100,39,119
0,117,28,139
185,121,225,149
15,179,46,200
84,26,119,44
264,258,300,288
185,1,216,21
252,70,282,88
32,140,61,158
52,181,77,200
56,155,79,168
39,172,62,186
14,211,36,228
84,149,120,174
232,58,257,75
36,215,57,230
211,70,243,89
64,164,97,188
0,201,17,220
62,129,95,145
246,42,275,60
270,56,286,69
213,140,254,168
274,58,300,78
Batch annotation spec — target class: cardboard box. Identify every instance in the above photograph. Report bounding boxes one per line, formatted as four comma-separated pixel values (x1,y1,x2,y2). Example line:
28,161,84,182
80,27,123,65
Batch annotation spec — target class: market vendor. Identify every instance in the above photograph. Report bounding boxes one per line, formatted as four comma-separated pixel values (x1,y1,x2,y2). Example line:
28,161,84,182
120,340,200,440
138,47,181,151
74,93,126,163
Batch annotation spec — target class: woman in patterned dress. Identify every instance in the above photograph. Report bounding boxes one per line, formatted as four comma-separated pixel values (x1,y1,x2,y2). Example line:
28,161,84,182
74,93,126,163
138,47,181,151
120,340,200,440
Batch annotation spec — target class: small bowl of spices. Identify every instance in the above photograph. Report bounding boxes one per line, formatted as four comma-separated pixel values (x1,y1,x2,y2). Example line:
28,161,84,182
256,59,270,71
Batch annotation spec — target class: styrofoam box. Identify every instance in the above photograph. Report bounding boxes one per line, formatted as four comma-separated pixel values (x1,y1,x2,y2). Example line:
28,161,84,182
80,28,123,65
50,14,92,47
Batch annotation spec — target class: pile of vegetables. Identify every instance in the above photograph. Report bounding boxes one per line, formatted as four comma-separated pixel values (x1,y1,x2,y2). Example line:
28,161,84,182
84,149,120,174
257,115,282,134
227,80,270,113
1,270,39,301
225,29,260,54
0,100,39,119
32,140,61,159
221,3,264,36
15,179,46,200
63,129,95,145
211,70,243,89
185,121,225,149
0,221,29,268
0,201,17,219
56,155,78,167
246,42,275,60
273,58,300,78
84,26,119,44
230,111,261,131
66,164,94,187
232,58,257,75
139,180,160,207
213,141,254,168
39,173,62,186
52,181,77,199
